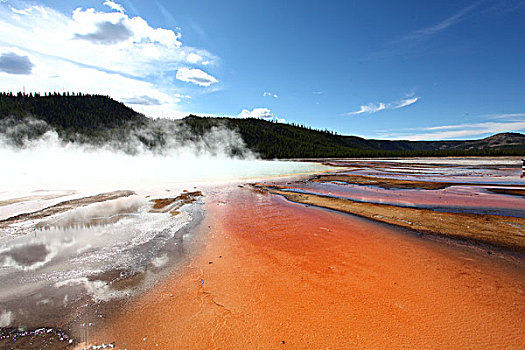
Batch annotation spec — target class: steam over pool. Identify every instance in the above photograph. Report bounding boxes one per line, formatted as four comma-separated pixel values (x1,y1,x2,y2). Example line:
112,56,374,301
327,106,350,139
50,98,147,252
1,131,328,193
0,129,331,334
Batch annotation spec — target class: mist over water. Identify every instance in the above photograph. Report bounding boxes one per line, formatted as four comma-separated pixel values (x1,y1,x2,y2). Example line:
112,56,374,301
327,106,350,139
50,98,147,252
0,123,328,193
0,121,330,335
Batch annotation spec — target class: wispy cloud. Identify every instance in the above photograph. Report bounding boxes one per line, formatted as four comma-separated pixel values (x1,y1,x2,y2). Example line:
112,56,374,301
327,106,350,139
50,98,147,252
367,1,485,59
396,97,419,108
399,1,482,42
263,91,278,98
123,95,163,105
103,0,125,14
487,113,525,120
378,114,525,140
348,103,387,115
482,0,525,15
343,96,419,116
370,1,525,60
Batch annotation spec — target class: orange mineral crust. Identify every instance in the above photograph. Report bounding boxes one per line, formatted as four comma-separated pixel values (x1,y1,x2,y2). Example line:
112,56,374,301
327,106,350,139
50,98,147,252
93,188,525,349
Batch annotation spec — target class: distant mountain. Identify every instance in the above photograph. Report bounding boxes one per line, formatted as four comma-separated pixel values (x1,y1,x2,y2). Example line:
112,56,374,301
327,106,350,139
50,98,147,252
458,133,525,150
1,92,524,158
363,133,525,153
181,116,525,158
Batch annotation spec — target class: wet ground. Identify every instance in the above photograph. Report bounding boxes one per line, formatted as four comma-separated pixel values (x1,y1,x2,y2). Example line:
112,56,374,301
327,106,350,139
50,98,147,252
1,157,525,348
0,159,329,349
0,188,205,348
91,175,525,349
255,158,525,250
310,158,525,217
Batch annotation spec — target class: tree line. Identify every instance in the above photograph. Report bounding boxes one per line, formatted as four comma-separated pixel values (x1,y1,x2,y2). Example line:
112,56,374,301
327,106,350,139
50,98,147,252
1,93,524,159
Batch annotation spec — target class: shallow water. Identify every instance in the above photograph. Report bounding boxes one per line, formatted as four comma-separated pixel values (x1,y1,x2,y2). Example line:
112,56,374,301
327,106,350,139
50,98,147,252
0,195,202,333
92,184,525,349
333,157,524,184
0,158,330,346
287,181,525,217
2,157,525,348
312,158,525,217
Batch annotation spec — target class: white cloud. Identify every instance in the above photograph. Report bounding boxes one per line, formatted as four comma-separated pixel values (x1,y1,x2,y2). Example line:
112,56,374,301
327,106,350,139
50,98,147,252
176,68,218,86
0,2,219,118
123,95,162,105
344,96,419,116
2,4,186,76
349,102,387,115
379,117,525,141
10,7,33,15
186,52,202,64
237,108,286,123
395,97,419,108
263,92,278,98
0,48,185,118
239,107,273,119
400,2,481,42
489,113,525,120
103,0,125,13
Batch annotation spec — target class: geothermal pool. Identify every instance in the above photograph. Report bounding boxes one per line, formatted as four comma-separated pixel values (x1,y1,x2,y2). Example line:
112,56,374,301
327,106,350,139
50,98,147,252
0,147,330,348
1,156,525,348
92,157,525,349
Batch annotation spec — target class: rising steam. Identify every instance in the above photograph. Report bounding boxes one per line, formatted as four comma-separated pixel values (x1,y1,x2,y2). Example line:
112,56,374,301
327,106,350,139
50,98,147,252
0,115,255,159
0,117,326,193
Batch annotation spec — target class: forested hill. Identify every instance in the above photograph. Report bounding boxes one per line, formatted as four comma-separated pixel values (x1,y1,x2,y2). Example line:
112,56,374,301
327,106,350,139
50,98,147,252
0,92,146,130
1,92,524,158
182,116,525,158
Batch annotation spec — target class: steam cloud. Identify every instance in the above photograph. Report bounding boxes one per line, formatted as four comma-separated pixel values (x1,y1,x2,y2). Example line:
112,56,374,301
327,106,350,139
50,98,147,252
0,115,327,193
0,117,266,192
0,117,50,147
0,116,255,159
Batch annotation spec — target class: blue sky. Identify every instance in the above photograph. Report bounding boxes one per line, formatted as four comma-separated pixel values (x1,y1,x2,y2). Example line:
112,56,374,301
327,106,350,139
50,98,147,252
0,0,524,140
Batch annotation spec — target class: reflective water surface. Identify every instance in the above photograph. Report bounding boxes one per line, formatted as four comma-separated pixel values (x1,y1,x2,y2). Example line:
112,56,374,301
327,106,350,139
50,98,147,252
0,159,329,347
1,157,524,348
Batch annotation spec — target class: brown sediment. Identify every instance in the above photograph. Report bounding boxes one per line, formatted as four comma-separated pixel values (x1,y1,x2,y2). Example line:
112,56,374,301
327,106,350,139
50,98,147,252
254,184,525,251
313,173,525,190
36,202,141,230
0,190,135,228
0,191,76,207
150,191,203,214
1,327,76,349
487,188,525,198
288,180,525,213
151,198,178,210
88,269,145,291
90,188,525,349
